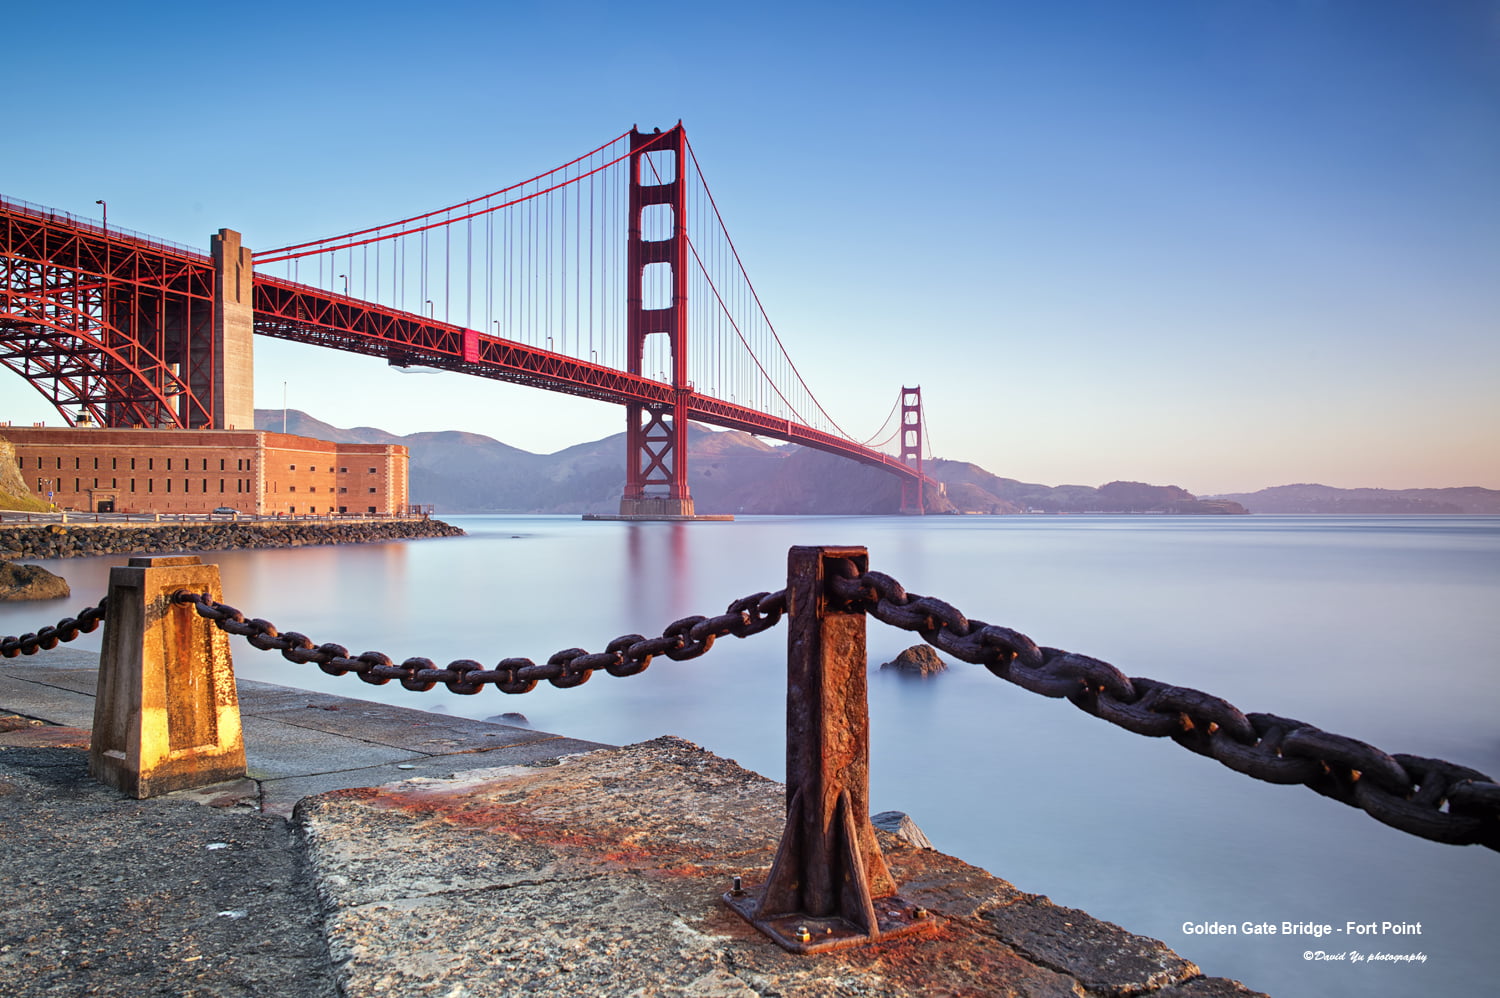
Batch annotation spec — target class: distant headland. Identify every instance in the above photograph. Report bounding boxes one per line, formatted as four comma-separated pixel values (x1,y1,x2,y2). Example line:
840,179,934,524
242,410,1482,518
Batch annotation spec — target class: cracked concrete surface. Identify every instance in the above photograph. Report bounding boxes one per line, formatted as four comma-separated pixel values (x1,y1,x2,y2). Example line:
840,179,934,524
2,652,1270,997
296,737,1269,998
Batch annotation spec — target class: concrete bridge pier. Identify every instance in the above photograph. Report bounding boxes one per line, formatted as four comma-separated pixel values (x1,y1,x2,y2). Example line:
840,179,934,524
210,228,256,431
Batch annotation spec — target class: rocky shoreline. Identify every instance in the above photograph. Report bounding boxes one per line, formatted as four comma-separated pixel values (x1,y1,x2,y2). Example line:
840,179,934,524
0,518,466,561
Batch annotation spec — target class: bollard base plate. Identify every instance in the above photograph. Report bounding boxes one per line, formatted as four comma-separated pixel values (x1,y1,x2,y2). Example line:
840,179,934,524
723,886,936,954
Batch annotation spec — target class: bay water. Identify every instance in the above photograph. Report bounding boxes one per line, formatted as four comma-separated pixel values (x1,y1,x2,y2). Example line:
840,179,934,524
4,514,1496,998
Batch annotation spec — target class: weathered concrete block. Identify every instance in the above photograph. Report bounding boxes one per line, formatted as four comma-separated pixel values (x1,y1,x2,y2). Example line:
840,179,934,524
88,556,246,797
980,894,1200,996
294,736,1266,997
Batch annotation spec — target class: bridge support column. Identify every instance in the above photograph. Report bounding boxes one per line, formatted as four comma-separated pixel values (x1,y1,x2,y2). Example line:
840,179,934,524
619,124,694,518
899,386,926,515
620,401,694,517
211,228,255,430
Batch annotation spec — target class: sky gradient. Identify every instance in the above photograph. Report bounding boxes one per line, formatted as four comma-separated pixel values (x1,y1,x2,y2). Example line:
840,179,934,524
4,0,1497,494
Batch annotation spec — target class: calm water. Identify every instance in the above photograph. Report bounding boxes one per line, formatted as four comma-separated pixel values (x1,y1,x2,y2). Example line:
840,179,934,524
5,514,1497,998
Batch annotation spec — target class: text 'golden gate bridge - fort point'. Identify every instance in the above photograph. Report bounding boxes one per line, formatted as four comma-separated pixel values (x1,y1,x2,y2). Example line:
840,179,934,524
0,124,936,519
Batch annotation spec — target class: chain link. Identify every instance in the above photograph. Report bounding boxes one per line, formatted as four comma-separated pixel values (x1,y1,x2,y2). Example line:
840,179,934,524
11,564,1496,853
171,588,788,695
0,599,109,658
827,566,1500,851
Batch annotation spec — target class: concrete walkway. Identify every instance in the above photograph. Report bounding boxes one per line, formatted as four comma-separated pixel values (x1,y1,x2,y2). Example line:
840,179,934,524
0,649,1269,998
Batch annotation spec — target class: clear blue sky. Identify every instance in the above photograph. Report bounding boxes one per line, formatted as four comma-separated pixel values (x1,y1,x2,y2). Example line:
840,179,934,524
5,0,1497,493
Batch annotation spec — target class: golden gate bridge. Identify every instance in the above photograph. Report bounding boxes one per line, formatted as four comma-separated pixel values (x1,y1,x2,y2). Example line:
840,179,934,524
0,124,931,515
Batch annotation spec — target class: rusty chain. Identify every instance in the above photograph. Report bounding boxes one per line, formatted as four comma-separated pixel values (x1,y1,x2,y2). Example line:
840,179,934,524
13,558,1487,851
0,599,108,658
825,561,1500,852
170,587,788,694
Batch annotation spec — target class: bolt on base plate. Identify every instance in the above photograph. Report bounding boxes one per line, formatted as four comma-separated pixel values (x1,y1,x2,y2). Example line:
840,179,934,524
723,886,936,954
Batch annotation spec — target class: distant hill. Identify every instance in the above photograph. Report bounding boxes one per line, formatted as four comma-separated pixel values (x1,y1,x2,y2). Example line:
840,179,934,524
251,409,1245,515
1204,484,1500,514
922,461,1247,514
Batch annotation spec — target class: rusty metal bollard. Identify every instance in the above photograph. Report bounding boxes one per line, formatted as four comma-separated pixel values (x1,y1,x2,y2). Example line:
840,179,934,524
724,545,935,953
88,556,247,798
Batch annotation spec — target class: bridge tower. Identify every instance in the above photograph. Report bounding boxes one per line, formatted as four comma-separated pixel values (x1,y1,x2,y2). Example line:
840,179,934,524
899,386,925,515
619,124,694,517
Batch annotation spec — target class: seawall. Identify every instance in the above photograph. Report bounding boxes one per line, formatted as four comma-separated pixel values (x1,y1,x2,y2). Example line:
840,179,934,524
0,518,465,560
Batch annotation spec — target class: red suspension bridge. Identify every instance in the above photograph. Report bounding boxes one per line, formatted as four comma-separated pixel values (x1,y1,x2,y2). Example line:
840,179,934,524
0,124,931,515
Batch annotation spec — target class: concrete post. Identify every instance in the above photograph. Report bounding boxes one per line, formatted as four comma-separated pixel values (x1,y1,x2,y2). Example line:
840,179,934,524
88,556,246,798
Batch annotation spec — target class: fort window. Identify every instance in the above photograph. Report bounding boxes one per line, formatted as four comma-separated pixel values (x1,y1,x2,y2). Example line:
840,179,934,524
74,457,80,469
368,467,376,473
167,459,172,471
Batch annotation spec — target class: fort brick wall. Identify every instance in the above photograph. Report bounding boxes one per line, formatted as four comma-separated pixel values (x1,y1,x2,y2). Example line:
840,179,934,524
2,427,408,516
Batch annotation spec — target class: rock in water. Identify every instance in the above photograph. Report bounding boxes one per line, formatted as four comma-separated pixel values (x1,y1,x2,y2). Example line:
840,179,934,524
879,644,947,676
0,561,70,601
872,810,935,850
485,712,530,727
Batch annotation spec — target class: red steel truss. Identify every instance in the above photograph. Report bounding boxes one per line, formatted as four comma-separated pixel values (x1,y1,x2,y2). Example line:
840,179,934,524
1,196,217,429
3,119,929,507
